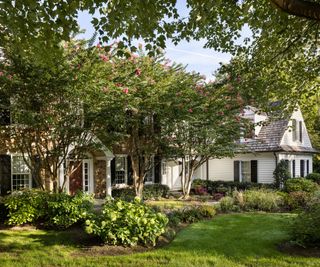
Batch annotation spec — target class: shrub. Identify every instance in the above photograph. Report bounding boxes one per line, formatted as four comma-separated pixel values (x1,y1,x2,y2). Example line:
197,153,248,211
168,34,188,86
0,196,8,223
85,198,168,246
219,196,235,212
169,205,216,224
112,184,170,201
290,202,320,247
194,185,208,195
243,189,283,212
284,191,311,210
273,160,291,188
306,173,320,184
44,192,94,229
4,190,94,228
192,179,274,195
285,178,318,193
4,190,47,225
212,193,225,201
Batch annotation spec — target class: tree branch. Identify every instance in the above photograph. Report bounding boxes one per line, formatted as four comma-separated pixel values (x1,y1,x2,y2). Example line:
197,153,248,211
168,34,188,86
270,0,320,20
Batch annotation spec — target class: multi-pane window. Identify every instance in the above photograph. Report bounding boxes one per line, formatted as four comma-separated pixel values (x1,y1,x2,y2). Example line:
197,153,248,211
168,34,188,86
114,157,127,184
145,157,154,183
11,156,31,191
241,161,251,182
83,161,90,192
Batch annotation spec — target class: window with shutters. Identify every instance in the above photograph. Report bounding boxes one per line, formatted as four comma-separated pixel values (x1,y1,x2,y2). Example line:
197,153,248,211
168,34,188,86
234,160,258,183
11,156,31,191
241,161,251,182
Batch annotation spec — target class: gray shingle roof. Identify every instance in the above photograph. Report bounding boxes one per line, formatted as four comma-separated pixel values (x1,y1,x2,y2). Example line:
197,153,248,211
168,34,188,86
237,119,317,153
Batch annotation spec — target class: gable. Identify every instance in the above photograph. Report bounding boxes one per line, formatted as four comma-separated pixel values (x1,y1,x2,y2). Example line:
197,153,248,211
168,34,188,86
280,108,312,148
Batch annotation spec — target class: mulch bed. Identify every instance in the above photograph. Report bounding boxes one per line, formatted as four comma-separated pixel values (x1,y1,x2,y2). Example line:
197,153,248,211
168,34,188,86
278,242,320,258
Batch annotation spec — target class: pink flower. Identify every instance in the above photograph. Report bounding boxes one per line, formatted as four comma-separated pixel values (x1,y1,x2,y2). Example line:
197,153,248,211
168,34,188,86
0,71,4,76
123,88,129,94
188,108,193,113
218,111,224,116
135,68,141,76
96,43,101,48
99,54,109,62
7,74,12,80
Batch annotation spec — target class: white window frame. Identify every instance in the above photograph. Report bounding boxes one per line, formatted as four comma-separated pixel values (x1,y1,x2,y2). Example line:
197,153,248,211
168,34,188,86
82,159,94,193
11,155,31,191
145,156,154,184
240,161,251,182
114,156,128,185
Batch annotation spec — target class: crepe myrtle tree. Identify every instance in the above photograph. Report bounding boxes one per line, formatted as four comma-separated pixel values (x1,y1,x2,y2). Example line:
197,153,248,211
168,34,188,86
0,39,104,192
161,80,245,198
88,46,204,198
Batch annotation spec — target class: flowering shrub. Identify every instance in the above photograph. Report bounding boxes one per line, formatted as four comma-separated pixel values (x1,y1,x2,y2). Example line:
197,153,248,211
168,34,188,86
85,198,168,246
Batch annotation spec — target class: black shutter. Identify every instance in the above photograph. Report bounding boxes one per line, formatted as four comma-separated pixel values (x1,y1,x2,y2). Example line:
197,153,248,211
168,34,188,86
111,158,116,185
251,160,258,183
234,161,240,182
300,160,305,177
307,160,309,175
292,160,295,177
154,155,161,184
299,121,303,142
0,155,11,195
127,156,133,185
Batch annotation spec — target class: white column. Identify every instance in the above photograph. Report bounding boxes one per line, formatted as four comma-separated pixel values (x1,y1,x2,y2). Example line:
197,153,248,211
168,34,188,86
106,157,113,197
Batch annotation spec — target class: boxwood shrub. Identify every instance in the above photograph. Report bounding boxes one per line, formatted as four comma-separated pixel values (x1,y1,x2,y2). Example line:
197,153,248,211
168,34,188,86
290,201,320,247
306,173,320,184
85,198,168,246
285,178,318,193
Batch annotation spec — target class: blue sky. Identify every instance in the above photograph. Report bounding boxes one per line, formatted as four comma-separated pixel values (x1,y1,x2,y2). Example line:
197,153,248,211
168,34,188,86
77,3,232,81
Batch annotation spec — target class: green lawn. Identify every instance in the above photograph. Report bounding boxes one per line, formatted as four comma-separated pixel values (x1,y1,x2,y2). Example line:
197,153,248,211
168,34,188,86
0,213,320,267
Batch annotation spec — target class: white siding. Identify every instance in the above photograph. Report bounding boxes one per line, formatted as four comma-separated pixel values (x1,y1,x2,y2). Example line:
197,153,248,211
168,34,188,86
205,153,276,184
278,153,313,177
280,108,312,148
164,161,181,190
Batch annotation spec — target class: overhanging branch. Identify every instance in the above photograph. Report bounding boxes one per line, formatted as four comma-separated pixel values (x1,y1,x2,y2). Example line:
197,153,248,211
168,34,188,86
270,0,320,20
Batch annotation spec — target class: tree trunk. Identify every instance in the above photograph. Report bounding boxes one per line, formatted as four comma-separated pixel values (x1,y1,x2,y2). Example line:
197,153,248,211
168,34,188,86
180,158,195,199
131,155,145,198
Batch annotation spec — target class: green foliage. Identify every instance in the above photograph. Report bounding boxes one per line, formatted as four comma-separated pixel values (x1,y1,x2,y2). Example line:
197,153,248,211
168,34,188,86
4,190,93,228
169,205,216,224
43,192,94,229
242,189,283,212
306,172,320,184
273,160,291,188
283,191,311,211
4,190,47,225
112,184,169,201
291,202,320,247
192,179,274,194
85,198,168,246
0,196,8,223
285,178,318,193
219,196,235,212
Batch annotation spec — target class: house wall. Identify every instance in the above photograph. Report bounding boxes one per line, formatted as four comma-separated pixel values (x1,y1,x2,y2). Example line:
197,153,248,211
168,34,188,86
278,153,313,177
281,108,312,148
164,161,181,190
194,152,276,184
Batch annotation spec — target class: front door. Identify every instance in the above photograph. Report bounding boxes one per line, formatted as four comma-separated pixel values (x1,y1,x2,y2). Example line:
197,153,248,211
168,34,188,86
69,159,93,195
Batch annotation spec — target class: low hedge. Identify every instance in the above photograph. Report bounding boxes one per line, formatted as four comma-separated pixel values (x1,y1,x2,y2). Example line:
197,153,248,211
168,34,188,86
192,179,275,195
285,178,318,193
306,173,320,184
112,184,170,201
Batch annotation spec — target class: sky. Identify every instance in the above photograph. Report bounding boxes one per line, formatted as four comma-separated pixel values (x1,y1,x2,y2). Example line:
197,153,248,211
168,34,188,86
76,2,232,81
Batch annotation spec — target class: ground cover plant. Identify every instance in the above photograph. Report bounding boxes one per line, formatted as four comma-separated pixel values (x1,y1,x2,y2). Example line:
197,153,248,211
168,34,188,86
1,213,320,266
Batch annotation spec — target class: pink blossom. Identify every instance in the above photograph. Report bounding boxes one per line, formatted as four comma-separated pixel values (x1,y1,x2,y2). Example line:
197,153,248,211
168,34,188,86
96,43,101,48
7,74,12,80
135,68,141,76
218,111,224,116
123,88,129,94
188,108,193,113
99,54,109,62
0,71,4,76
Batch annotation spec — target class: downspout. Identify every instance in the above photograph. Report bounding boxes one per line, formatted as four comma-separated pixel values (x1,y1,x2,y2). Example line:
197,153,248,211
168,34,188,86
206,159,209,191
273,152,278,166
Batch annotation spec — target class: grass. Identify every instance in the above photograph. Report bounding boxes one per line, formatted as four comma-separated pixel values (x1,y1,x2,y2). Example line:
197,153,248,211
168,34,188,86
146,198,215,210
1,213,320,266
